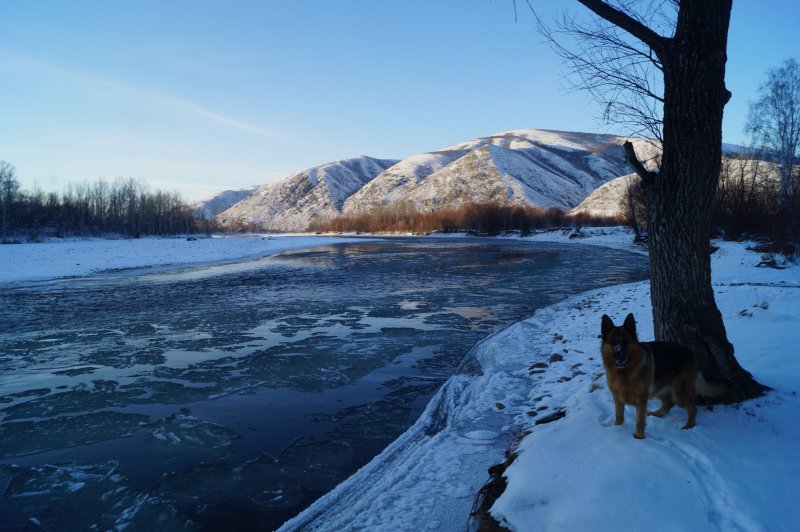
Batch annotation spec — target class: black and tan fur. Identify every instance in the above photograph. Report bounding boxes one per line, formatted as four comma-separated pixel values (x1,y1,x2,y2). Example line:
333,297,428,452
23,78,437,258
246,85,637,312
600,313,724,439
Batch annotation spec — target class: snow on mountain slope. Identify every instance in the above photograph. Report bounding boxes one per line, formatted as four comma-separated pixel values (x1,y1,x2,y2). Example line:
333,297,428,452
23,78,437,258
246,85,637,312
213,130,663,230
215,156,398,231
344,129,646,215
570,173,637,219
342,150,470,213
192,186,259,219
446,129,624,153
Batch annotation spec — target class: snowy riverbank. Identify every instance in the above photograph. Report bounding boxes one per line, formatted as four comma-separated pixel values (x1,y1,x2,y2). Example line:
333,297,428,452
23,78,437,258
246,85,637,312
283,229,800,531
2,230,797,531
488,237,800,531
0,234,369,283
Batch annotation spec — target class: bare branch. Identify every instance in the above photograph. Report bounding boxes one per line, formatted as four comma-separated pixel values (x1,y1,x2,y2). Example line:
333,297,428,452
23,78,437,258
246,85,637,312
527,2,673,140
623,140,658,186
576,0,669,56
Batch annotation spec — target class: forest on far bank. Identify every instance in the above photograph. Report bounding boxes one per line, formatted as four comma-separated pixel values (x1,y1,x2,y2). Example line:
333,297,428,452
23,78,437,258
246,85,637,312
0,168,215,241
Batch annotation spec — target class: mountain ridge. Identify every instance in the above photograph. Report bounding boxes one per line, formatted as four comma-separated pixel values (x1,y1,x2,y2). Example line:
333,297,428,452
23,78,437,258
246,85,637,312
214,129,663,231
193,186,259,220
215,156,398,232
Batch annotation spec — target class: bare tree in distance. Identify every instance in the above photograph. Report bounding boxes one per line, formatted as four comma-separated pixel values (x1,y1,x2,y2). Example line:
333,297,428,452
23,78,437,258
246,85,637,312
745,58,800,211
522,0,766,401
620,174,647,242
0,161,20,240
714,150,773,240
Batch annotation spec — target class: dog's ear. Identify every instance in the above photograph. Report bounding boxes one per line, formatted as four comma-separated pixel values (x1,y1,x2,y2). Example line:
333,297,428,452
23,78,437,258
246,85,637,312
601,314,614,339
623,313,637,338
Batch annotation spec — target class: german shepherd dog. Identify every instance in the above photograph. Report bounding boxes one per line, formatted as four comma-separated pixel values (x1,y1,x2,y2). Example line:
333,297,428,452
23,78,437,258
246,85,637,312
600,313,724,439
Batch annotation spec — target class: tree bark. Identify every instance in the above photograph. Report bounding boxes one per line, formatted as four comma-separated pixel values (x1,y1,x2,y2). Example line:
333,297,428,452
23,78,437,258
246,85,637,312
641,1,766,401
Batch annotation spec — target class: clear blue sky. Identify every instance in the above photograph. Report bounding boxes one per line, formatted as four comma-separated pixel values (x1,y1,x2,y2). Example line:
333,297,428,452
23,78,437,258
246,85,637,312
1,1,797,201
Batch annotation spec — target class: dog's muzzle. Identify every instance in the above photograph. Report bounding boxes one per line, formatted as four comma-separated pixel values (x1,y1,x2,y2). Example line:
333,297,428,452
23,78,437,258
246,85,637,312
612,344,629,368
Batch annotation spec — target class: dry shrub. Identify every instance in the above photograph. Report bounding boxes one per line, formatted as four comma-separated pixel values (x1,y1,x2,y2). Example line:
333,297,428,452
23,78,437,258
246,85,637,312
309,202,620,235
713,155,800,254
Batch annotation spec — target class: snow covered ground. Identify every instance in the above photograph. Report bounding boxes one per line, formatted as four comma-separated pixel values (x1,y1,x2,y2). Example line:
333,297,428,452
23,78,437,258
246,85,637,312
0,234,368,283
3,229,797,531
283,228,800,532
489,237,800,532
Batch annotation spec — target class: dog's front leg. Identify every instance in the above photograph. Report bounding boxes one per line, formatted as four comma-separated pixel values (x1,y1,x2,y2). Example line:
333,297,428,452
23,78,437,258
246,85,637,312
634,396,647,439
613,393,624,426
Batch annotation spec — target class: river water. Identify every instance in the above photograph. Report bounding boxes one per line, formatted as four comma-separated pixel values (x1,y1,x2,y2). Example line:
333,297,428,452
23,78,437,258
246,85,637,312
0,238,648,530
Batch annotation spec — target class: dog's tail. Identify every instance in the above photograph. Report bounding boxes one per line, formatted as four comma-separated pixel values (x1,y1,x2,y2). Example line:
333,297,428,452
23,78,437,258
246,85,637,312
696,373,729,399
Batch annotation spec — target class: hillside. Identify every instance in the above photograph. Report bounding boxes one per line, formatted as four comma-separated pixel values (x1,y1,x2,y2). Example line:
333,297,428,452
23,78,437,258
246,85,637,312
215,156,398,232
344,129,653,215
193,186,259,219
570,173,637,219
212,129,667,232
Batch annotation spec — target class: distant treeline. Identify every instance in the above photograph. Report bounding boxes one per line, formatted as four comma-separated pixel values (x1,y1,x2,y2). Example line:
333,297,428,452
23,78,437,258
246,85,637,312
1,162,211,241
308,201,621,235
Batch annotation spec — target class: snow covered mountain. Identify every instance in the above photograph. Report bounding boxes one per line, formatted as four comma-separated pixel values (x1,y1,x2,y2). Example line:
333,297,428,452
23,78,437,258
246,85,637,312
215,156,398,232
213,129,664,232
343,129,652,215
192,186,259,219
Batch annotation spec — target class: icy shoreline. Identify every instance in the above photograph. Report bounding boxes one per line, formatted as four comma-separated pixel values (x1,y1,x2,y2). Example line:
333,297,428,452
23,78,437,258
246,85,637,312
283,229,800,531
280,228,648,531
278,327,517,531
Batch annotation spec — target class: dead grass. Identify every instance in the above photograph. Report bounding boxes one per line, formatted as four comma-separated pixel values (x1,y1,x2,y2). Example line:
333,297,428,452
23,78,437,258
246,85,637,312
309,202,621,235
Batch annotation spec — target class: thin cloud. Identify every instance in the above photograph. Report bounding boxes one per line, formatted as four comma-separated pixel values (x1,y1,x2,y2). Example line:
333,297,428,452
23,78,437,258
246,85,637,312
1,52,279,139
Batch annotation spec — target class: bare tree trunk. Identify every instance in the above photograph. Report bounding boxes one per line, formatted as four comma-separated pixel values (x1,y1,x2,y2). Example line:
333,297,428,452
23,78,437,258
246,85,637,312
620,174,647,242
627,1,767,401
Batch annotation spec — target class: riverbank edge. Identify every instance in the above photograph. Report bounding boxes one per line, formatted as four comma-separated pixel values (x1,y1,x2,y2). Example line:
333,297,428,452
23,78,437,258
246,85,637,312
278,227,650,530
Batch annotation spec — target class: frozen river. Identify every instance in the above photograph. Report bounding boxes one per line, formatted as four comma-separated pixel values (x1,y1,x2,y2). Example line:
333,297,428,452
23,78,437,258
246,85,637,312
0,238,648,530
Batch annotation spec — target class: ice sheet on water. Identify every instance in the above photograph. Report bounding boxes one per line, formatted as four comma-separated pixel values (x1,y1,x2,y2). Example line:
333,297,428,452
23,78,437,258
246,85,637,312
1,405,239,459
2,409,243,527
2,436,365,530
2,461,186,531
0,239,651,528
0,411,150,458
6,381,447,528
150,408,239,451
147,437,364,529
